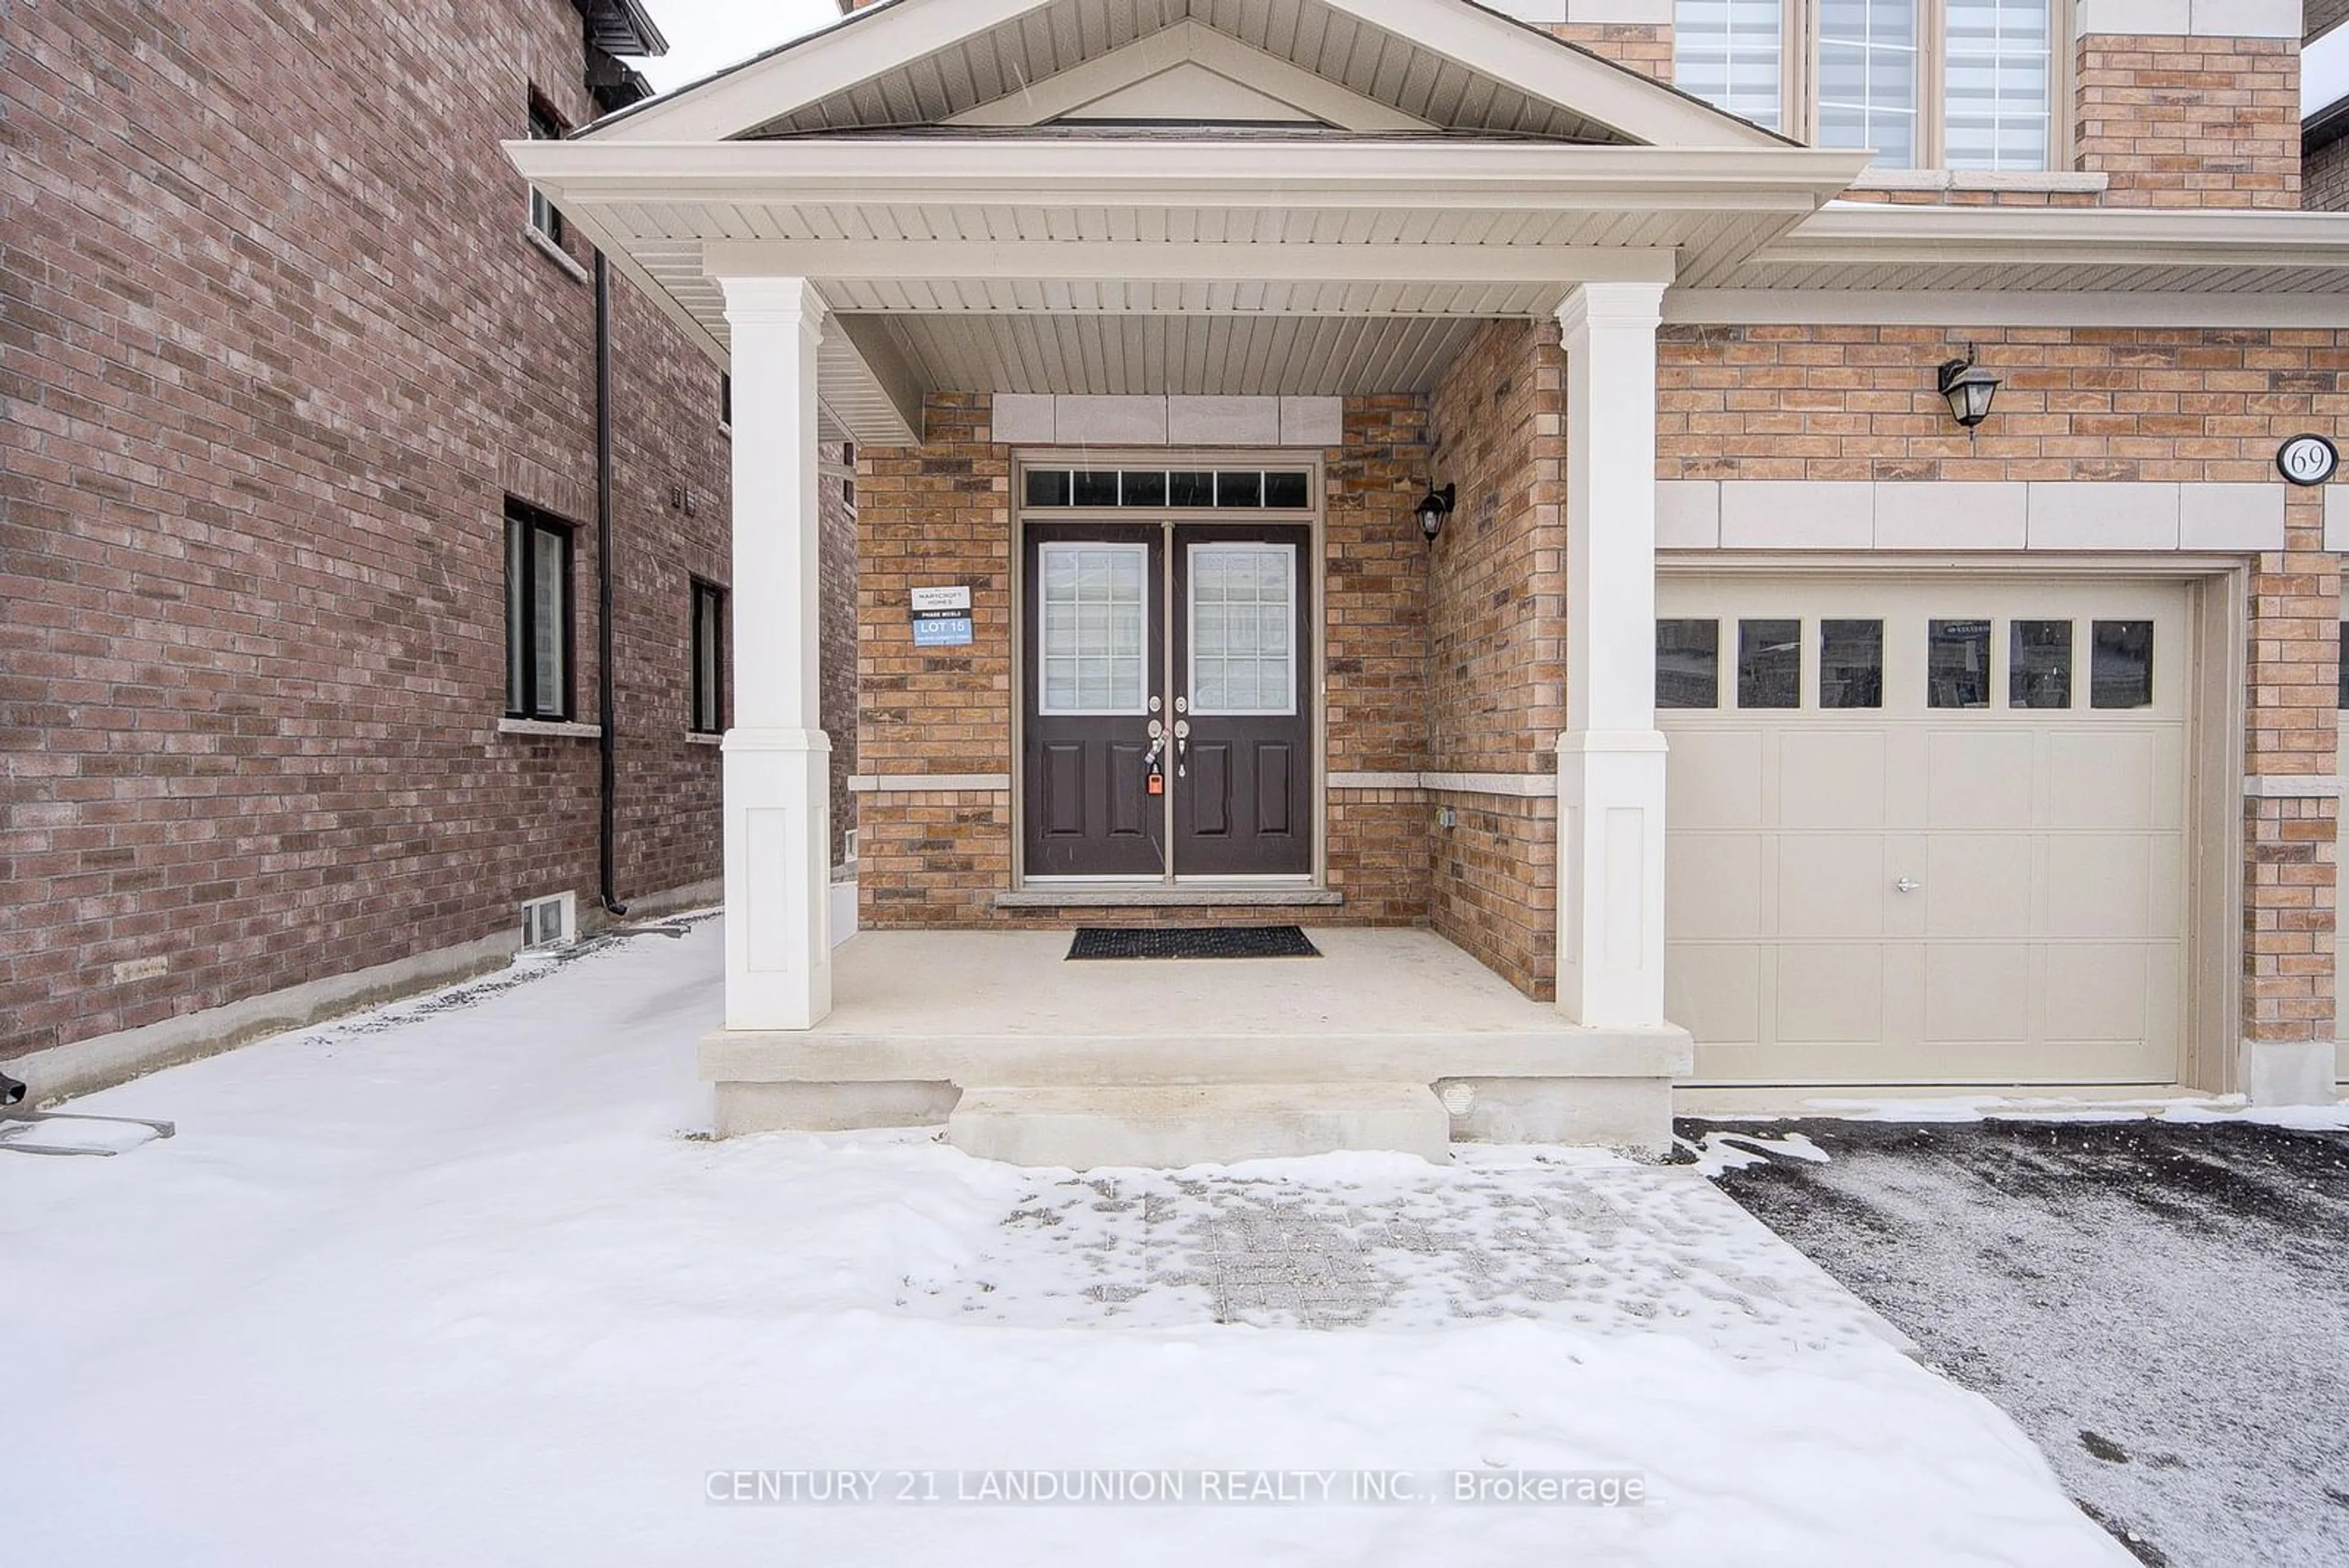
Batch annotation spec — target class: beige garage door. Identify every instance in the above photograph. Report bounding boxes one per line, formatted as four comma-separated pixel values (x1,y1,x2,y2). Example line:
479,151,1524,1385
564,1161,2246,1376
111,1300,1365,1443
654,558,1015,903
1660,574,2190,1087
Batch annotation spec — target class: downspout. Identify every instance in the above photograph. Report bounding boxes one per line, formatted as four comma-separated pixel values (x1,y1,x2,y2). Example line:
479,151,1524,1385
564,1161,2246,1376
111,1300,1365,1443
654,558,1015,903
594,251,628,918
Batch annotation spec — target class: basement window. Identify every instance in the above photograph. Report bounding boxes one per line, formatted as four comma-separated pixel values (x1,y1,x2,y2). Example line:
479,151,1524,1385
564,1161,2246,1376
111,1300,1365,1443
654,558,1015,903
505,499,575,722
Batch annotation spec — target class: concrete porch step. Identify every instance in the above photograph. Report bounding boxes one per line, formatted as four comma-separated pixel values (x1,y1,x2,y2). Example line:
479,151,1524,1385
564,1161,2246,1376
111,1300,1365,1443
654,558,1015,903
945,1082,1451,1170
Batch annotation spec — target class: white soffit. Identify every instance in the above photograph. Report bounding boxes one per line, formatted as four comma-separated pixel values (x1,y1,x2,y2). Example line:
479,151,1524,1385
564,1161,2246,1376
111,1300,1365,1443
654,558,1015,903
869,314,1482,396
585,0,1789,149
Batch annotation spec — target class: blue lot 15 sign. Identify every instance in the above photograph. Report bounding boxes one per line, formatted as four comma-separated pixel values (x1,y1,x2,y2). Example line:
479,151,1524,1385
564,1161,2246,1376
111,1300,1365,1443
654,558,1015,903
910,585,974,647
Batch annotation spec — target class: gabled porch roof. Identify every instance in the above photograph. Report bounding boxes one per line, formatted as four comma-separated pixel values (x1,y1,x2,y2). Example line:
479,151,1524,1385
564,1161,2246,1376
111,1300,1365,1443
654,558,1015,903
507,0,1862,443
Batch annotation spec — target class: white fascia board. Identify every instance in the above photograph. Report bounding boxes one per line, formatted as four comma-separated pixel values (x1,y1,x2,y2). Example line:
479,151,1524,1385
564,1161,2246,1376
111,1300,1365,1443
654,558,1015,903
702,239,1682,287
942,20,1435,133
1669,289,2349,329
505,138,1868,210
1778,204,2349,271
584,0,1059,143
1312,0,1787,149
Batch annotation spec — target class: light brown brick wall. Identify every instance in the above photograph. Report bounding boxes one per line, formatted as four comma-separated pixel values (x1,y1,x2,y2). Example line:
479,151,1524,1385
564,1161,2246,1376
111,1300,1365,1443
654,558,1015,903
2245,492,2339,1047
820,442,859,866
2076,34,2302,209
1551,23,1672,81
855,393,1438,931
1658,324,2348,483
1423,320,1568,998
1,0,735,1063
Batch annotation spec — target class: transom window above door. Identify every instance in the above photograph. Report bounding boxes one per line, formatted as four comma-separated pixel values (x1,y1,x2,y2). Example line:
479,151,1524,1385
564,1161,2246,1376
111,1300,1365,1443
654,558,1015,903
1025,469,1313,511
1674,0,2056,170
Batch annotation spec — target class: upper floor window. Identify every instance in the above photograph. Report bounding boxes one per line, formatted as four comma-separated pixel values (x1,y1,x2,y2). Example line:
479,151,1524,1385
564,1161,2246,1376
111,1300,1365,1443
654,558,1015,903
527,96,566,244
1675,0,2055,171
1675,1,1787,132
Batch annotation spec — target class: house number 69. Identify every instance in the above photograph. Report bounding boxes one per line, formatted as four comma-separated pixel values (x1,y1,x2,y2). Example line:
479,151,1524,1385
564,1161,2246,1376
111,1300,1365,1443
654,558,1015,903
2277,434,2339,488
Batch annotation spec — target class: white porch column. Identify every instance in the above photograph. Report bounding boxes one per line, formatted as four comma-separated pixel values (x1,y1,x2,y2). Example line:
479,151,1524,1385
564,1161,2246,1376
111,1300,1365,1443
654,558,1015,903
717,275,832,1031
1556,281,1670,1029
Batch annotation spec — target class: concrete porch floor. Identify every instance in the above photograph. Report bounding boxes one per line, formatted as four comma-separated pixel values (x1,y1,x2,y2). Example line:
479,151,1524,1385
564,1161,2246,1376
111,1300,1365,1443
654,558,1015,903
700,929,1693,1165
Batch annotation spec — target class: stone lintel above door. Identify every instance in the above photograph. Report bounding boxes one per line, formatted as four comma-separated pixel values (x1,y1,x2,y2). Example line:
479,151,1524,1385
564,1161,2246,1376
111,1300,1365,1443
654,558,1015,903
992,395,1345,448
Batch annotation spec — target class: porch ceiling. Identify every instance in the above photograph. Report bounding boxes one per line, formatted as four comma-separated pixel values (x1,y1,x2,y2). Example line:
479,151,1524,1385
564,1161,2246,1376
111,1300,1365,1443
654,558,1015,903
510,136,1865,442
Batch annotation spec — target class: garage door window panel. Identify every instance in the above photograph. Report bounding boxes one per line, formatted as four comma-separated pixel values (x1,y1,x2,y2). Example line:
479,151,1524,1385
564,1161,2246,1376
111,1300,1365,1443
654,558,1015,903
2009,620,2072,710
1658,619,1721,710
1820,619,1885,710
1928,619,1992,710
2091,621,2154,710
1739,619,1803,710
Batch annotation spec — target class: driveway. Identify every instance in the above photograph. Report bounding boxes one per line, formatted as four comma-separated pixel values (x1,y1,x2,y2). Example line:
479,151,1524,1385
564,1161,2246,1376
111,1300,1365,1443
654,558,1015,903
1687,1116,2349,1568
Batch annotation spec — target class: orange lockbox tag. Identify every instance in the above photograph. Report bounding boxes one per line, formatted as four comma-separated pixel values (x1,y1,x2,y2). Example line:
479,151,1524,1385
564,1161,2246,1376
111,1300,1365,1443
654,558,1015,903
1147,775,1165,796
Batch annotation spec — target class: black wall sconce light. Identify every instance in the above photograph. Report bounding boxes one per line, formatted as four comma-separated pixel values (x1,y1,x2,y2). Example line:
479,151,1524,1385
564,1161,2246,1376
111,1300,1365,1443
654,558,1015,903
1936,346,2002,431
1417,482,1456,544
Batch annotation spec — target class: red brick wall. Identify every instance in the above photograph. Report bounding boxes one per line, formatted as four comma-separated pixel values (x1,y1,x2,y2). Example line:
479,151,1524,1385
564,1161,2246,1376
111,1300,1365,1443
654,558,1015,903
1423,320,1567,998
2076,34,2303,209
2307,132,2349,212
0,0,733,1063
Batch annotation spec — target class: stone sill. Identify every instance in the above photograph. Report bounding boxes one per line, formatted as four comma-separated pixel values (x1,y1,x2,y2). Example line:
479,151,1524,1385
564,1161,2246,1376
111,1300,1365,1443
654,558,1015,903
1845,169,2112,195
995,886,1345,910
686,732,723,746
523,226,590,284
497,718,601,740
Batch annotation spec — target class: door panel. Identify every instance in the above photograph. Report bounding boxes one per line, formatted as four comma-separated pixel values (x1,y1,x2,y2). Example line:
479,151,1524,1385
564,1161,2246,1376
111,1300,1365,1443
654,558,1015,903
1022,525,1164,878
1172,526,1313,876
1663,574,2189,1087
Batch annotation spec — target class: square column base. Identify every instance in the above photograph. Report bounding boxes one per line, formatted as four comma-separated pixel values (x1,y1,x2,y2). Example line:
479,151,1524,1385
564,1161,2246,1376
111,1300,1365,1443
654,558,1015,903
2238,1039,2340,1108
722,728,834,1031
1557,729,1671,1030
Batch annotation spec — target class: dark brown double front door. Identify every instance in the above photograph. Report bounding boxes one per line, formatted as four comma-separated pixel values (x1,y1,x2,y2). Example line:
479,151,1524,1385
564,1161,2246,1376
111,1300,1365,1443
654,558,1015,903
1022,522,1313,880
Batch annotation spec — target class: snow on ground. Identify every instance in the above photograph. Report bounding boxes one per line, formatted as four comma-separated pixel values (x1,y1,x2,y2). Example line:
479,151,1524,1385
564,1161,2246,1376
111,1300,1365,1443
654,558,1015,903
1,918,2129,1566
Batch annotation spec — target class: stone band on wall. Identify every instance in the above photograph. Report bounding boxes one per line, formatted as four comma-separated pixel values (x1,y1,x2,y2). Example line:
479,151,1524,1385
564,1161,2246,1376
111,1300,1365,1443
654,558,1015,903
1658,480,2287,552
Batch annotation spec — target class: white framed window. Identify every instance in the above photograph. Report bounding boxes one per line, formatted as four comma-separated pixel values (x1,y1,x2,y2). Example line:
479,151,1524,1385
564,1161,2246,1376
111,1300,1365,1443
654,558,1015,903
1187,544,1296,718
1674,0,2058,171
1037,543,1149,716
1943,0,2055,171
1675,1,1790,131
1818,0,1921,170
527,95,567,244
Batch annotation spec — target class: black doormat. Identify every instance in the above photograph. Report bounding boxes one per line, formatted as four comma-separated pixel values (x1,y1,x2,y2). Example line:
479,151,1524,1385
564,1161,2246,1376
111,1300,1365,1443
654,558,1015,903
1067,925,1321,961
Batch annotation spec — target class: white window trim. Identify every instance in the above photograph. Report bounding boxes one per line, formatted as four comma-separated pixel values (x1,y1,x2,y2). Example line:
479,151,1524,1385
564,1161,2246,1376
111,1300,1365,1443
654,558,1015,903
1186,541,1299,719
1035,541,1152,718
523,224,588,283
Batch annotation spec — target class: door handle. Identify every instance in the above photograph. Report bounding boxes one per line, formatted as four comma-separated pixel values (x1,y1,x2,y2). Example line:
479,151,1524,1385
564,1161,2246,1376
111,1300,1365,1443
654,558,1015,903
1895,877,1923,894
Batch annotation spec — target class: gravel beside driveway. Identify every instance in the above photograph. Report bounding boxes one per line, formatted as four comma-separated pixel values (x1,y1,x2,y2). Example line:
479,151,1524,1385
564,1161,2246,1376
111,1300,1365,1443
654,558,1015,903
1686,1118,2349,1568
